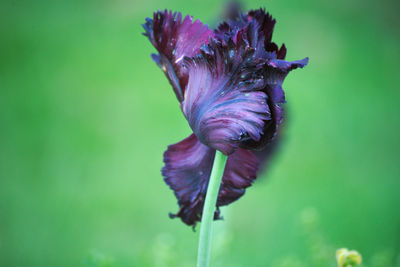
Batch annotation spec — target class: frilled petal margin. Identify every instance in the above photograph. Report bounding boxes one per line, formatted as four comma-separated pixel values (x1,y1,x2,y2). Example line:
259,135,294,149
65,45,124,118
262,58,309,139
162,134,259,227
143,10,214,102
215,8,286,59
241,57,309,149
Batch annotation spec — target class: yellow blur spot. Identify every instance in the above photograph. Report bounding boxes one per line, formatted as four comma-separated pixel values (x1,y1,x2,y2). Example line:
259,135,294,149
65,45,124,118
336,248,362,267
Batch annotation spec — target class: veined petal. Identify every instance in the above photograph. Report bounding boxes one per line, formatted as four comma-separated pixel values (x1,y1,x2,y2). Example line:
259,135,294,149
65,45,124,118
162,134,259,227
182,37,271,155
190,8,308,153
143,10,214,102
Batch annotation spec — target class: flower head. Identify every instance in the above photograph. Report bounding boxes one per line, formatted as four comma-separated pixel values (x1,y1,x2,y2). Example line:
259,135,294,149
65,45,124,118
143,8,308,226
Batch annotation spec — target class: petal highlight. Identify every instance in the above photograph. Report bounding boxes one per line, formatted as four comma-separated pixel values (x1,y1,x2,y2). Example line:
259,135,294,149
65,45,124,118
182,36,271,155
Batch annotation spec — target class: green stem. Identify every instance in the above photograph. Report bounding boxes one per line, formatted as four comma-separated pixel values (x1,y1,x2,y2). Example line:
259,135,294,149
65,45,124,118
197,150,228,267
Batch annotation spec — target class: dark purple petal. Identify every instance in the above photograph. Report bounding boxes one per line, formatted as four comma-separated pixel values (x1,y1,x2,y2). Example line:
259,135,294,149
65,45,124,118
218,148,259,206
162,134,214,226
247,8,276,43
182,38,271,155
215,8,275,49
263,58,309,140
253,119,284,173
215,9,288,61
277,44,287,59
208,8,308,151
240,57,308,150
162,134,259,227
143,10,214,102
267,57,309,71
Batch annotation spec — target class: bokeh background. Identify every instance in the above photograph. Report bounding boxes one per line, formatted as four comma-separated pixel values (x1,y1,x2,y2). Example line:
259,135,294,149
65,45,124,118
1,0,399,266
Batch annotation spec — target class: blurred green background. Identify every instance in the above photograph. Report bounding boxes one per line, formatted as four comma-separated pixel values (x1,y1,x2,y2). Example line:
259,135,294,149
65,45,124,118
1,0,399,266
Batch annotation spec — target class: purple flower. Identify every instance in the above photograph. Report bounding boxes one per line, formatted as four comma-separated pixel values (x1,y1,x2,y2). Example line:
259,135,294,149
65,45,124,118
143,9,308,227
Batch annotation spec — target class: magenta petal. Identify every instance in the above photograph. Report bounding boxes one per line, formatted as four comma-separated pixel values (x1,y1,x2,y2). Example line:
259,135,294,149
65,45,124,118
143,10,214,102
162,134,259,227
182,38,271,155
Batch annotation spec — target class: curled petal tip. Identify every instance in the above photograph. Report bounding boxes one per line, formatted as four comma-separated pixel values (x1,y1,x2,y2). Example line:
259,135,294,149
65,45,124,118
142,10,214,102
